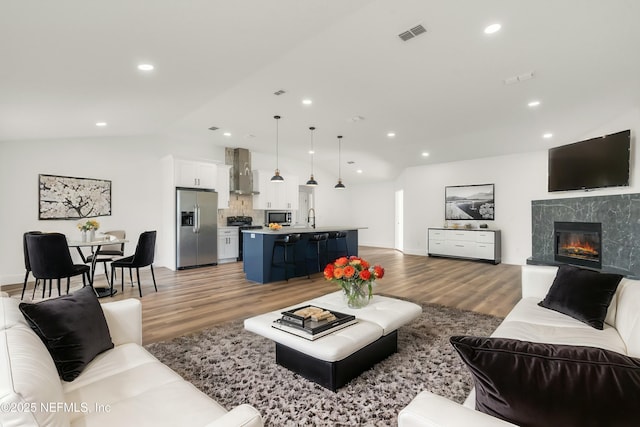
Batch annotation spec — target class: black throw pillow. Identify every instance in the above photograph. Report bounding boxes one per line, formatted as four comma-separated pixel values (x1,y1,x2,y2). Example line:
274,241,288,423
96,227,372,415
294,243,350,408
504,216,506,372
19,286,114,381
451,336,640,427
538,264,622,330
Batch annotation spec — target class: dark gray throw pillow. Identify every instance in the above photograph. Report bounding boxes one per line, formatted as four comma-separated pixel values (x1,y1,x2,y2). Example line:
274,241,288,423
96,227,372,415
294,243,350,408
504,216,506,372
19,286,114,381
538,264,622,329
451,336,640,427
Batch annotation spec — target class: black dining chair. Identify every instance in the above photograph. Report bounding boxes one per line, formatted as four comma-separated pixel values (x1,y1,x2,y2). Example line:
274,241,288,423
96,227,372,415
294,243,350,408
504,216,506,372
21,230,42,300
110,231,157,297
85,230,126,282
26,232,90,298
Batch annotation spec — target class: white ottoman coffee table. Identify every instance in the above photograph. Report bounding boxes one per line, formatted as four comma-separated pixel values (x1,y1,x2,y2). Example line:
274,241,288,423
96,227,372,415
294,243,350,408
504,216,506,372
244,291,422,391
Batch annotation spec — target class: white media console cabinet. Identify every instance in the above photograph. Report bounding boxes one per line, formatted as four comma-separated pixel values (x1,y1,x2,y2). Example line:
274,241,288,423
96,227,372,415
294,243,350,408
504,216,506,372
427,228,501,264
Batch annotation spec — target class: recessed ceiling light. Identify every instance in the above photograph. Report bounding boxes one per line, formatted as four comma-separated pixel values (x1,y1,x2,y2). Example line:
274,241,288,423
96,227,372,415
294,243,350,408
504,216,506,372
422,152,430,157
484,23,501,34
302,99,312,105
96,122,107,127
308,150,315,154
387,132,396,137
223,132,231,137
137,64,154,71
528,100,541,107
543,133,553,139
356,169,363,174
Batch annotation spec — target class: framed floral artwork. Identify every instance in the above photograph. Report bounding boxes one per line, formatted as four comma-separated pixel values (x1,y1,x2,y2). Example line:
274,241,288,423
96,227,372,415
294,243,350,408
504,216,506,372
38,174,112,219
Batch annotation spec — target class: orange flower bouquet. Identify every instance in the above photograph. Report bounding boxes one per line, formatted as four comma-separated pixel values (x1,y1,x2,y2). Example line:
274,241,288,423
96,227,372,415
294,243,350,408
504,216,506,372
324,256,384,308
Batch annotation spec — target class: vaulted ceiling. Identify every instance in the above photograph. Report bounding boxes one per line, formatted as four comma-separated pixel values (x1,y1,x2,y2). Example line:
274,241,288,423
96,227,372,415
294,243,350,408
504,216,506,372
2,0,640,183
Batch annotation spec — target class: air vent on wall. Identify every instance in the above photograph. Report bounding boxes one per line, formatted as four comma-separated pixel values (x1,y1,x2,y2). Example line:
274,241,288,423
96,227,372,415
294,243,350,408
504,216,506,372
208,126,219,131
399,24,426,41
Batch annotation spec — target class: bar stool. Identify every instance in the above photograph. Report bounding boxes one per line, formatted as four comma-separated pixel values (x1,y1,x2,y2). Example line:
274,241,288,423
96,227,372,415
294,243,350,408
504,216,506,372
306,232,329,273
271,233,303,281
327,231,349,261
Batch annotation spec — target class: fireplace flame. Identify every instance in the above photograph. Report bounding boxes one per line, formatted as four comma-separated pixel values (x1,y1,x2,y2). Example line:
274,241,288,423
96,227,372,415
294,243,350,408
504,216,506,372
560,239,599,257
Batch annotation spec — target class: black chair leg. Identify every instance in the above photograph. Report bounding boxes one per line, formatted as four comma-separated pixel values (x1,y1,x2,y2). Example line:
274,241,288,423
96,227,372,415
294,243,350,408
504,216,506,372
129,268,134,287
21,271,29,300
121,267,125,292
66,277,70,294
103,261,109,281
110,265,115,296
136,268,142,297
57,278,61,296
33,278,39,300
150,265,157,292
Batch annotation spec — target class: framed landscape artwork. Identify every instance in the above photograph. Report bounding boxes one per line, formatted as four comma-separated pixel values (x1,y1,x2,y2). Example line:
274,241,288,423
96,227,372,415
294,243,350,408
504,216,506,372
445,184,495,220
38,174,112,220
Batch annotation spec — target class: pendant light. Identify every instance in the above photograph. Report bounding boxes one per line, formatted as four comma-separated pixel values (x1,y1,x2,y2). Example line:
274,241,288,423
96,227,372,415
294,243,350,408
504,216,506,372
335,135,346,189
306,126,318,186
271,115,284,182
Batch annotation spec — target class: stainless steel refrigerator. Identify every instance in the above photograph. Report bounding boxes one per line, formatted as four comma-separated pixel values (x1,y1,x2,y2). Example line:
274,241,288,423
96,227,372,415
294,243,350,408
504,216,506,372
176,188,218,269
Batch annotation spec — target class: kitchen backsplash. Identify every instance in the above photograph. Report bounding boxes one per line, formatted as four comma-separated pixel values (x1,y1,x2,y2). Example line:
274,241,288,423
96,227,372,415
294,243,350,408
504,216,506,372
219,194,264,226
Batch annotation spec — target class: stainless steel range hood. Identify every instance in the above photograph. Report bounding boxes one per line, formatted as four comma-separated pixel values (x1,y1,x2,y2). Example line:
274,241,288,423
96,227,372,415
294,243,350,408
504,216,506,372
227,147,259,195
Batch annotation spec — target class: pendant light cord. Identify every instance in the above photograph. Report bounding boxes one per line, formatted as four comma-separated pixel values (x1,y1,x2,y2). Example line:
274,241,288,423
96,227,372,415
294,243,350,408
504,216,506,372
310,126,315,175
338,135,342,180
275,115,280,171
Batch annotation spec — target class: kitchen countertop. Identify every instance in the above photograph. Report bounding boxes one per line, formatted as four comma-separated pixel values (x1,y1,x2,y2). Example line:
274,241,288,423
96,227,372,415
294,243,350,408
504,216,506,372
241,226,366,234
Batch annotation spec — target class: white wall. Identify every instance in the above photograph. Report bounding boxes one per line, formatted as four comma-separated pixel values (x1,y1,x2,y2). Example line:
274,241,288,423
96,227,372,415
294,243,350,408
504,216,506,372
0,135,350,285
399,151,548,263
0,134,222,285
3,109,638,284
398,108,640,264
346,181,396,248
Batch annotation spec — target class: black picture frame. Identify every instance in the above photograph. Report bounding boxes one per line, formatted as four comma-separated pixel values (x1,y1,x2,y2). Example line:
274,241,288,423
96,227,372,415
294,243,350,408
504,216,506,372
38,174,112,220
445,184,495,221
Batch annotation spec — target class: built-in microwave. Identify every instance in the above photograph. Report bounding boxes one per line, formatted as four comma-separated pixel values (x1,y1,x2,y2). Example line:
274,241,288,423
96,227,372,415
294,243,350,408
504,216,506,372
266,211,292,226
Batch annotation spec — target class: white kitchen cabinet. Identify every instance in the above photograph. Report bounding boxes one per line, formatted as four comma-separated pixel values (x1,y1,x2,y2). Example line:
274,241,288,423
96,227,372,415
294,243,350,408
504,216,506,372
175,159,217,189
252,170,299,210
218,227,239,263
427,228,501,264
217,164,231,209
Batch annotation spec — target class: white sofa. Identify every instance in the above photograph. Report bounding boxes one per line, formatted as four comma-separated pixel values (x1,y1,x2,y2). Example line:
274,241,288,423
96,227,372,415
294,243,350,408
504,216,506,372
0,295,263,427
398,264,640,427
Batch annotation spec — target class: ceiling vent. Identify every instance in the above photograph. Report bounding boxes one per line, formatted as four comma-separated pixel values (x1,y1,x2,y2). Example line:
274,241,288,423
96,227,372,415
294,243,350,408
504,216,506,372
274,89,286,96
208,126,219,131
399,24,426,41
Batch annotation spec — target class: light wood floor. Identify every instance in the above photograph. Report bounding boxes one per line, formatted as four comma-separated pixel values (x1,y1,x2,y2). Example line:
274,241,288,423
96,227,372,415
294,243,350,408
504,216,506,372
6,247,522,345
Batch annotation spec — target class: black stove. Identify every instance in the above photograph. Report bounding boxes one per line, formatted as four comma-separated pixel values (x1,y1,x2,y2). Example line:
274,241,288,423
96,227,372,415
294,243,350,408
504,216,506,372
226,216,262,260
227,216,253,226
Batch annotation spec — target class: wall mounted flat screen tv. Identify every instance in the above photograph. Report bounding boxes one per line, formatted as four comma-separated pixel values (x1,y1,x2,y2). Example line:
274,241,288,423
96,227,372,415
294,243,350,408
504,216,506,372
548,129,631,192
445,184,495,220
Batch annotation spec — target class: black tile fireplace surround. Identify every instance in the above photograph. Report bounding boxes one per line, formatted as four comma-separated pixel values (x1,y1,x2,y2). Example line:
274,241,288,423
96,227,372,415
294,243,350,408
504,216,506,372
530,193,640,278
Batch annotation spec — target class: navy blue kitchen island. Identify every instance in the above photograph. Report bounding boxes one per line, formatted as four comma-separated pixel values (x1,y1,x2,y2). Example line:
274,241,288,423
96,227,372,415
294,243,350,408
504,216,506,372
242,227,360,284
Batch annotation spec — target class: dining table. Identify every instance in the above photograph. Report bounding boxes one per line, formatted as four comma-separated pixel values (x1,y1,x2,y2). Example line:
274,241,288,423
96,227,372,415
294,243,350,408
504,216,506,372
67,236,128,298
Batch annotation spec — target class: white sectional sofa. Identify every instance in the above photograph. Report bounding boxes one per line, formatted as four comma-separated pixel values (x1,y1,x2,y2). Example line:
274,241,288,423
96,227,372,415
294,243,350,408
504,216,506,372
398,264,640,427
0,294,263,427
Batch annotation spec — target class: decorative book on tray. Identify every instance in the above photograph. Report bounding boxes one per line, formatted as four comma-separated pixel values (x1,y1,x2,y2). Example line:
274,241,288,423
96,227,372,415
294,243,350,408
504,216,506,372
272,305,357,340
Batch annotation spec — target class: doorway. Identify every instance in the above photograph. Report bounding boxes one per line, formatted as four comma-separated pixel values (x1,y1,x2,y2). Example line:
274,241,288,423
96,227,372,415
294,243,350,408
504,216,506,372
395,189,404,251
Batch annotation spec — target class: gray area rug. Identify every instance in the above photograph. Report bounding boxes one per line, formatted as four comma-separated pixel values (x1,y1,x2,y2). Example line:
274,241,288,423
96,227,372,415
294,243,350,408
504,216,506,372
146,302,502,426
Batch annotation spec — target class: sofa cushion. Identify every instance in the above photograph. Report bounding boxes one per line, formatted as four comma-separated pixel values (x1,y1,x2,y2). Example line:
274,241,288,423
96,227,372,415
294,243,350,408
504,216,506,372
19,286,114,381
1,298,69,427
64,343,229,427
538,265,622,330
451,335,640,427
493,297,627,354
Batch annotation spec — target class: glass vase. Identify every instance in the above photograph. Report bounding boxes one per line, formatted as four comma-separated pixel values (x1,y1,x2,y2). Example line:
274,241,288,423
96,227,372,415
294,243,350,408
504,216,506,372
342,281,371,309
87,229,95,242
